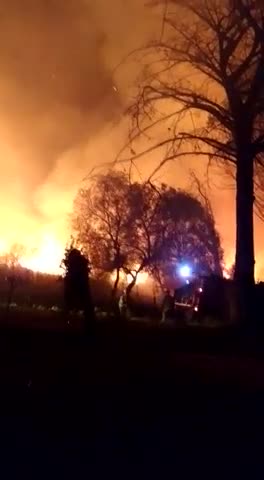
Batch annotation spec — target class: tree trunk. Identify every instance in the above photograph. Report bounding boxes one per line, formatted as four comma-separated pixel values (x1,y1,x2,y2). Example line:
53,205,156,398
234,153,255,284
234,151,255,323
112,268,120,299
126,276,137,299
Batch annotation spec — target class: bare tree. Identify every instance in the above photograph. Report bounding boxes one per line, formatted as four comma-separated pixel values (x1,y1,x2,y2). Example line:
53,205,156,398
120,0,264,317
72,171,130,299
190,172,223,276
122,181,169,297
234,0,264,40
2,243,26,269
72,170,222,300
124,180,223,296
149,182,223,287
71,172,163,299
1,243,26,310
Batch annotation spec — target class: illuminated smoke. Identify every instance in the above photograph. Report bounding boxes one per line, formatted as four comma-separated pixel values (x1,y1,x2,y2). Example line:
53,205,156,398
0,0,263,276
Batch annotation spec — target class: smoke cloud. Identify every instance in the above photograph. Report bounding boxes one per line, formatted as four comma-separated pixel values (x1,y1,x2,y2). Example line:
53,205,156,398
0,0,263,276
0,0,159,247
0,1,119,197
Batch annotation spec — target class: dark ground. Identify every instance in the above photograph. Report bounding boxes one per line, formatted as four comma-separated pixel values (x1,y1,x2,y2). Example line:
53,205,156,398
0,310,264,478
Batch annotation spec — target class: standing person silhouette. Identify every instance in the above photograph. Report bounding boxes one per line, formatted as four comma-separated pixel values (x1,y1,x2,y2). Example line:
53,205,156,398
62,247,94,331
161,290,174,324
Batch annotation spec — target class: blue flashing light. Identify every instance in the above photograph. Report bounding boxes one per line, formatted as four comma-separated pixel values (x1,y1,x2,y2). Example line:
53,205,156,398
179,264,191,278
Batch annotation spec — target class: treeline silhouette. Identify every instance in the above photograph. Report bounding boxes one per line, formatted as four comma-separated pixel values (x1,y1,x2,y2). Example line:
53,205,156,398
0,263,159,316
72,171,223,297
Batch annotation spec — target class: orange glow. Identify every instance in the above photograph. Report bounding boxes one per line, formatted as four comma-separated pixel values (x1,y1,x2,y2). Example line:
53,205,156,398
19,233,63,275
0,239,8,255
0,227,66,275
111,268,149,286
127,270,149,285
0,0,264,284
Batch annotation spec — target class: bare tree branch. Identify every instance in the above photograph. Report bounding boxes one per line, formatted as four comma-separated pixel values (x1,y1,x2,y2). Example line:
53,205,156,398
120,0,264,287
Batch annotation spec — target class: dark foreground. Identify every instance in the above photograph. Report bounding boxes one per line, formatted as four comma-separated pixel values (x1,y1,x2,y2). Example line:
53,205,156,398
0,316,264,478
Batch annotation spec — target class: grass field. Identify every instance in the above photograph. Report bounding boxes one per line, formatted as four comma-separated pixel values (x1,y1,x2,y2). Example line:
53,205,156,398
0,310,263,478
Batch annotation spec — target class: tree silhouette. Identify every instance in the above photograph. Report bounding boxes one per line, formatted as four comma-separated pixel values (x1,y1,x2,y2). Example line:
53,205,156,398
72,171,222,298
124,180,223,296
61,245,94,326
2,244,26,310
121,0,264,318
234,1,264,40
145,182,223,288
2,243,25,269
72,172,131,299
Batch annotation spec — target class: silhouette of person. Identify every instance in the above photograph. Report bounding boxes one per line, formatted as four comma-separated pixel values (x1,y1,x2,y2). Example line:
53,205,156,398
161,289,174,323
118,289,128,319
62,247,94,330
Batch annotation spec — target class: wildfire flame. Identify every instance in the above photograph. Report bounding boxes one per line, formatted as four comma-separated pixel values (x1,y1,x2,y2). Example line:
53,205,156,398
111,269,149,286
0,230,236,280
0,232,65,275
19,234,64,275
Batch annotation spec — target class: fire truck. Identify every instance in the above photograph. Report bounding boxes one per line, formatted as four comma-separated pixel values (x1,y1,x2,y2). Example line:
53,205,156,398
173,274,231,323
173,277,204,322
